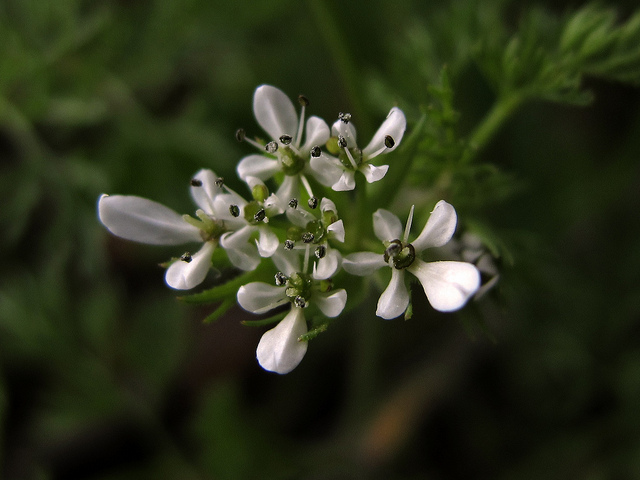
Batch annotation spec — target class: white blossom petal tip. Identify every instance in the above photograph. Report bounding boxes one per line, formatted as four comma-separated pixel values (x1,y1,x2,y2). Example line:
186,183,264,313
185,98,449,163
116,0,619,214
409,260,480,312
253,85,298,142
373,209,403,242
315,289,347,317
98,194,201,245
165,242,215,290
412,200,457,251
256,307,308,374
237,282,288,314
376,268,410,319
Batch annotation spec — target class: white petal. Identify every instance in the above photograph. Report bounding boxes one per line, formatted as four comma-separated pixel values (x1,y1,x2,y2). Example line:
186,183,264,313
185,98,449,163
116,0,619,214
332,171,356,191
98,194,201,245
244,175,267,192
408,259,480,312
220,227,260,271
275,175,300,206
253,85,298,141
271,247,301,276
360,163,389,183
264,193,286,216
237,154,280,181
190,169,221,214
257,226,279,257
313,248,341,279
300,116,330,153
165,241,214,290
237,282,288,314
212,192,248,228
373,209,403,242
320,198,336,213
331,118,357,147
342,252,387,276
327,219,345,243
256,307,308,374
362,107,406,158
412,200,457,251
309,154,344,187
376,268,409,319
315,289,347,317
286,206,314,228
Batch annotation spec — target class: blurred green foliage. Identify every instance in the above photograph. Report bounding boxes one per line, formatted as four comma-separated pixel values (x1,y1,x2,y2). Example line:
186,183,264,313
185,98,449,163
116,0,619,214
1,0,640,479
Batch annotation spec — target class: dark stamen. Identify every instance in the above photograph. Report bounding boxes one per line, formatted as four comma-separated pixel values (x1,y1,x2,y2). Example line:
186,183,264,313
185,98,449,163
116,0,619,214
254,208,266,222
275,271,287,286
265,141,278,153
337,136,347,148
180,252,193,263
308,196,318,209
279,134,293,145
190,179,203,187
298,95,309,107
284,240,295,250
338,112,351,123
384,135,395,148
235,128,246,142
311,146,321,157
229,205,240,217
302,232,314,243
214,177,224,187
288,198,298,209
315,245,326,259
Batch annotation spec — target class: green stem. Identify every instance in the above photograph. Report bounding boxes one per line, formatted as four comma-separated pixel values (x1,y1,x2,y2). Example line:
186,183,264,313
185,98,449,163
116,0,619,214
468,92,525,159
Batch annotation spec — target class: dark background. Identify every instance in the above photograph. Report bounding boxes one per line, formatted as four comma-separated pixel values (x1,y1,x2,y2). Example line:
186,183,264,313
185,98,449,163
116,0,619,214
1,0,639,478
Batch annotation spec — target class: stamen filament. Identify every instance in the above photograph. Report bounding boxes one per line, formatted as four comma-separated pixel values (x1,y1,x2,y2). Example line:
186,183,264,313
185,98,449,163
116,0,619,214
303,243,310,274
244,136,264,150
300,174,314,199
403,205,415,243
368,145,388,159
295,104,306,150
344,147,359,169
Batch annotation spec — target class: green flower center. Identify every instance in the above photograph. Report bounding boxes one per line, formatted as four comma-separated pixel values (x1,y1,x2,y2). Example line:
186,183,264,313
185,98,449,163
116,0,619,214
383,239,416,269
279,146,306,176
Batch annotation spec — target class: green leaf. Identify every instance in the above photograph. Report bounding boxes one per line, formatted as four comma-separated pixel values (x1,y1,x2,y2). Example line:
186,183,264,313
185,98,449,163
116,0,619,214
202,298,235,324
240,310,287,327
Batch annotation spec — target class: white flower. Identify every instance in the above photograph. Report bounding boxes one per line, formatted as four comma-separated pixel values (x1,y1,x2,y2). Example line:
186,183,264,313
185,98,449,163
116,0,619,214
237,272,347,374
213,176,285,269
236,85,330,203
343,201,480,319
98,169,230,290
309,107,406,191
285,197,345,280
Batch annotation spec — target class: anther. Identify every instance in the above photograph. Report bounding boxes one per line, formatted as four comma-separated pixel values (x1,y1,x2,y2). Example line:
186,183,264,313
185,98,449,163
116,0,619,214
384,135,395,148
190,179,203,187
302,232,315,243
265,141,278,153
180,252,193,263
235,128,246,142
288,198,298,209
254,208,266,222
284,240,295,250
279,134,293,145
315,245,326,259
298,95,309,107
311,146,321,157
337,135,348,148
308,196,318,209
275,271,287,286
214,177,224,187
229,205,240,217
338,112,351,123
294,296,307,308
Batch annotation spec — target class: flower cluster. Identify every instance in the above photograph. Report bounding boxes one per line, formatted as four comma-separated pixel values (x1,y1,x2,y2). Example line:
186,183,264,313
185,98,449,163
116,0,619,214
98,85,486,374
